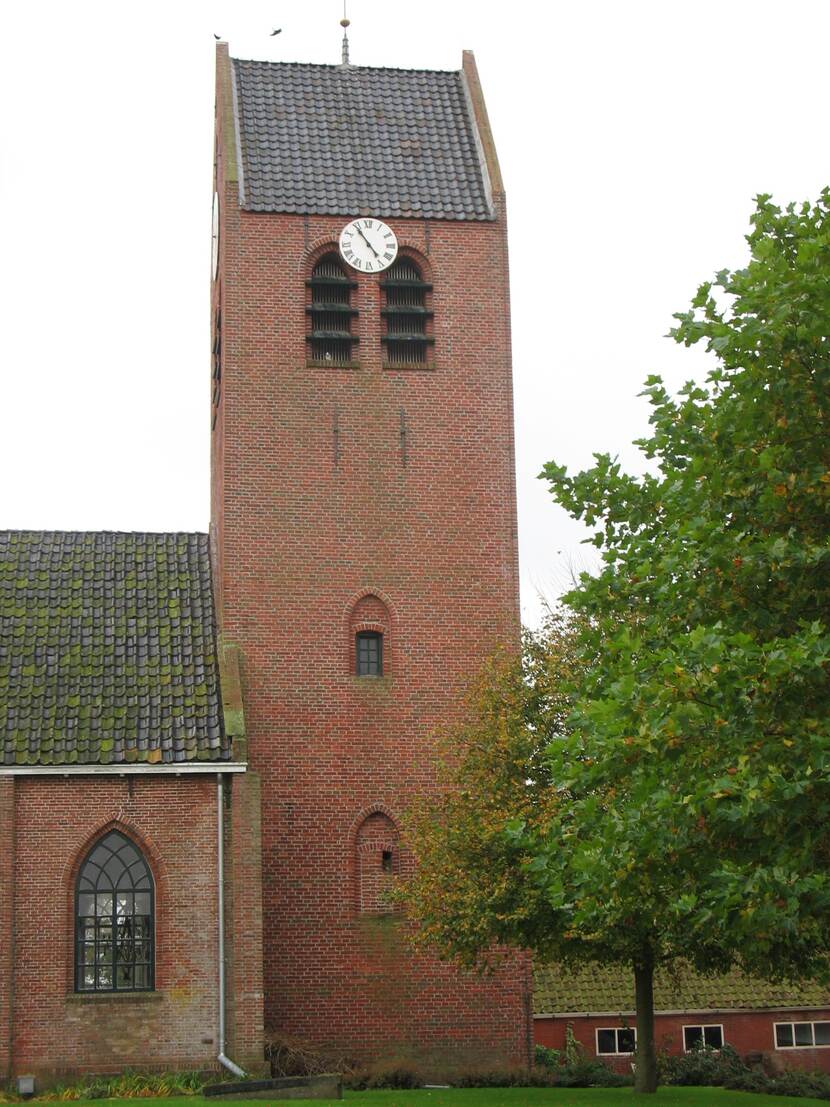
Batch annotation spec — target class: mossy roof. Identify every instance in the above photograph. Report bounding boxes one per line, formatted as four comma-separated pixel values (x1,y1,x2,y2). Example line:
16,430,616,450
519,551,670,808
0,531,230,765
533,961,830,1015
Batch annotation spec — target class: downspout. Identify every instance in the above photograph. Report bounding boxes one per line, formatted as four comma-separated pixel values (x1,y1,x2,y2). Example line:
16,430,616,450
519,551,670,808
217,772,247,1078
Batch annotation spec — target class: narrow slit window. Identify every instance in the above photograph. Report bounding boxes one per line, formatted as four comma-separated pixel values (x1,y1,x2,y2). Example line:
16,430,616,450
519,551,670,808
306,253,358,366
382,849,393,873
356,631,383,676
381,257,434,367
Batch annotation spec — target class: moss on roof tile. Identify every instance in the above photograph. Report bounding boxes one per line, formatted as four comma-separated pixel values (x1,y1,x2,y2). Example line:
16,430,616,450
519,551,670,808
533,961,830,1016
0,531,230,766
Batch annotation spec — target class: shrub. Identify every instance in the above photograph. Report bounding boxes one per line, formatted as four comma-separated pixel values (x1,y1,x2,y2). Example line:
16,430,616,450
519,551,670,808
345,1065,419,1090
742,1069,830,1100
553,1057,630,1088
534,1044,562,1070
452,1061,629,1089
8,1070,206,1101
661,1043,748,1086
662,1046,830,1100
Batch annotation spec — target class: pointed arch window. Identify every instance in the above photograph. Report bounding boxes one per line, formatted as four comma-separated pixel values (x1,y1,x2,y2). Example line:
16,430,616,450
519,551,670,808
306,253,358,366
381,256,434,367
75,830,154,992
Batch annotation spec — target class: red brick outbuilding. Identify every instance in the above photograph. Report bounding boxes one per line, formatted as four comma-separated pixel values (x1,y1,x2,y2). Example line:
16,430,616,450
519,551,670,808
534,962,830,1074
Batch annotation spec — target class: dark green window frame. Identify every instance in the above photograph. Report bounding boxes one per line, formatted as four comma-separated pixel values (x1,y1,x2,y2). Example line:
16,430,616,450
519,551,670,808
356,630,383,677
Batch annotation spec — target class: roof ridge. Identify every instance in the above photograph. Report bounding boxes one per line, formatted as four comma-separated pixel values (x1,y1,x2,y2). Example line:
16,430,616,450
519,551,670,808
231,56,460,76
0,529,209,538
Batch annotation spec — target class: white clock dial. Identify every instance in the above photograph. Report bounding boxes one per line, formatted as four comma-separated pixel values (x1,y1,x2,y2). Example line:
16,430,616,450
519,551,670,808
339,218,398,273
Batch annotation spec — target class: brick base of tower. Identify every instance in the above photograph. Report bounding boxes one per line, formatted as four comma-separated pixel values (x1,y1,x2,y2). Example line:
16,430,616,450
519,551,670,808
267,926,531,1071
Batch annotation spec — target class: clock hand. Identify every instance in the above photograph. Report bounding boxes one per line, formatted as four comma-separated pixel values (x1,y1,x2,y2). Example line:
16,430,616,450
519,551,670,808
355,225,380,258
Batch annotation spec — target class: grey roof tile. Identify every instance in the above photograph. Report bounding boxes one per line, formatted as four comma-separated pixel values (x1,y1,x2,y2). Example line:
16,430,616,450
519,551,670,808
0,531,231,766
232,59,493,220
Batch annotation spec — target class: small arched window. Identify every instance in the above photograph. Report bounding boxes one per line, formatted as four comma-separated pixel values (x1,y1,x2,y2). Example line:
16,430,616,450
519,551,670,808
381,256,433,367
76,830,154,992
306,253,358,366
348,592,391,678
356,812,400,914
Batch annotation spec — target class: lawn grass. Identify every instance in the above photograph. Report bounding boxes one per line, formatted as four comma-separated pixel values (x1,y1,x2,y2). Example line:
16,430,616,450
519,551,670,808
23,1089,830,1107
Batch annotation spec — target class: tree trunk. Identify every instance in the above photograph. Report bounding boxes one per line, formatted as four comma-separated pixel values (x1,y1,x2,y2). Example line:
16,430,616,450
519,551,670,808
633,947,658,1093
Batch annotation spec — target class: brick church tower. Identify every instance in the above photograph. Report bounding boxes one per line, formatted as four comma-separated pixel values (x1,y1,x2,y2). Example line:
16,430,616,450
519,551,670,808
211,43,530,1069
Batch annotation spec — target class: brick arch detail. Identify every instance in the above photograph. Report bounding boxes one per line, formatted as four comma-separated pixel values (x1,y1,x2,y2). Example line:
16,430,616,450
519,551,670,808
349,805,402,916
342,587,398,627
62,812,170,991
63,812,168,896
300,237,343,277
347,801,402,845
393,244,434,284
344,589,395,676
301,233,431,278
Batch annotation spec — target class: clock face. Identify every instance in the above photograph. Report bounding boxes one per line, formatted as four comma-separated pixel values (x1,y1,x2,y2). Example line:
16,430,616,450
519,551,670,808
339,218,398,273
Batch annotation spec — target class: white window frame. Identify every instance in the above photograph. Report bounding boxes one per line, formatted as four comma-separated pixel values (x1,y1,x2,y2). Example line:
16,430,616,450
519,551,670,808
596,1026,637,1055
682,1023,724,1052
774,1021,830,1049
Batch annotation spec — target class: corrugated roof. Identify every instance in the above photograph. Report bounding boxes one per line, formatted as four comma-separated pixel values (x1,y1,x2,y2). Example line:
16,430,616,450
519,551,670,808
533,961,830,1015
0,531,229,766
232,59,493,220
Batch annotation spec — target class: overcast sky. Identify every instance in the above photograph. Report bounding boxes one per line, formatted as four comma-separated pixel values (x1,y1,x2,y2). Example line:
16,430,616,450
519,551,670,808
1,0,827,626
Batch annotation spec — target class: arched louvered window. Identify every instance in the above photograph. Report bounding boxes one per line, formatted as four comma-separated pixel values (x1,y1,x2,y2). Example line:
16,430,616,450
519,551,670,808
306,253,358,366
381,256,434,367
75,830,154,992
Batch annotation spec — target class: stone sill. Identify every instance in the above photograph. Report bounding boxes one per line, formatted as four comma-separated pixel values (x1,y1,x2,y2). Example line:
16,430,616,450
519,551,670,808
66,991,164,1004
383,363,437,371
306,360,361,370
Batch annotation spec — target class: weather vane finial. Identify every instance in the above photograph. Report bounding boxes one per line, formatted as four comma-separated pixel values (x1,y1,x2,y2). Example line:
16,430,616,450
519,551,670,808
340,0,351,66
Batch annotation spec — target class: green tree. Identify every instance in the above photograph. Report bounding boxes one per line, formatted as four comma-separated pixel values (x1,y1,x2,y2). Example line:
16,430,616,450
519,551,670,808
406,191,830,1093
405,611,579,969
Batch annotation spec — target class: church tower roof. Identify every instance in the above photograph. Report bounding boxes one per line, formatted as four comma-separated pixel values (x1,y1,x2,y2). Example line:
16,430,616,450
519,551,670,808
231,56,497,220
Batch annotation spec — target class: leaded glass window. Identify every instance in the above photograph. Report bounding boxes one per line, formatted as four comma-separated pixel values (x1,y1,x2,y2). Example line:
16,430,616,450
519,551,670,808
75,830,154,992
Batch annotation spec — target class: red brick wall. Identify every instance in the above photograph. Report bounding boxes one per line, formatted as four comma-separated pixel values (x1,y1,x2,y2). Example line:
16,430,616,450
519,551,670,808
5,774,261,1082
535,1010,830,1073
210,47,528,1071
0,778,15,1080
224,770,265,1070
